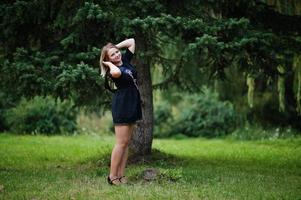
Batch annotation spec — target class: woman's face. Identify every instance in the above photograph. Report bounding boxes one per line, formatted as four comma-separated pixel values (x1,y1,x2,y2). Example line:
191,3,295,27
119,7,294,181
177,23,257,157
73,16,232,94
107,47,121,63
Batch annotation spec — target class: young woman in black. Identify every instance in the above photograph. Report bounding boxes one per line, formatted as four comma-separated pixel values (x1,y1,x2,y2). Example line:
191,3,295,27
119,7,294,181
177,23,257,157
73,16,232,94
100,38,142,185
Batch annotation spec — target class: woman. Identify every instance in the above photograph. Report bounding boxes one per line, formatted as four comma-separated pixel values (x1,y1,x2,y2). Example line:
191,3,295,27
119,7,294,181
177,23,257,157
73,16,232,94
99,38,142,185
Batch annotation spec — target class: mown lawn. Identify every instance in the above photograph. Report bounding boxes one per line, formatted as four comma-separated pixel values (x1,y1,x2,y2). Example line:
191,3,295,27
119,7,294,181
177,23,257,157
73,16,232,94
0,133,300,200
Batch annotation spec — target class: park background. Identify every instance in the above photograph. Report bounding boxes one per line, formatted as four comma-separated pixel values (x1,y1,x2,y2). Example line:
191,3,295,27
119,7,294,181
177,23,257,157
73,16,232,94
0,0,301,199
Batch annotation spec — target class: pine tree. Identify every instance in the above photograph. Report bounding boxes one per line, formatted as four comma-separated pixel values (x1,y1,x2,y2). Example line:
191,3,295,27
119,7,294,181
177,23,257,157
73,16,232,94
1,0,300,154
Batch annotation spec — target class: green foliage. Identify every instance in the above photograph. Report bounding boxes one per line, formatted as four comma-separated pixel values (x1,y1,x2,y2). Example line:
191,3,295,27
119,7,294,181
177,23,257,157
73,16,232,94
0,92,9,131
293,54,301,113
76,110,113,135
1,0,301,131
0,1,110,111
154,88,239,138
172,88,239,137
6,96,77,135
0,48,106,109
54,61,105,106
153,101,173,138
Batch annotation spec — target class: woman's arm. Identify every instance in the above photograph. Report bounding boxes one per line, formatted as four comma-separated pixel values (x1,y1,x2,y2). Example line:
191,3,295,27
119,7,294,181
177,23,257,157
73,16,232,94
102,61,121,78
115,38,135,54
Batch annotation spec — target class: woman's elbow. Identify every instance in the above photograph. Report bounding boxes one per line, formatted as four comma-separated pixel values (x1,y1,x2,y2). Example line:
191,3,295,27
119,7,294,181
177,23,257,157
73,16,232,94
111,71,121,78
129,38,135,45
128,38,135,52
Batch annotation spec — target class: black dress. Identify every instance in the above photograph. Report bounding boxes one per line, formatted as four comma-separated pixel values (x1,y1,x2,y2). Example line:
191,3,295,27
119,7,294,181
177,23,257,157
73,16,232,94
109,48,142,124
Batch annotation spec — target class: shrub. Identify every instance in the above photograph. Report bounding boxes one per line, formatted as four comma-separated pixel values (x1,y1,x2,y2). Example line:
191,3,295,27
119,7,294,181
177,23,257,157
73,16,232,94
171,87,239,137
0,92,15,131
154,101,173,138
0,93,8,131
6,96,77,135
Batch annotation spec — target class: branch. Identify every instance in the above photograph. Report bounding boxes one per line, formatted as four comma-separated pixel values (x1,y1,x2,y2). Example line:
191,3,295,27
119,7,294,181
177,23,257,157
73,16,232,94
152,56,183,89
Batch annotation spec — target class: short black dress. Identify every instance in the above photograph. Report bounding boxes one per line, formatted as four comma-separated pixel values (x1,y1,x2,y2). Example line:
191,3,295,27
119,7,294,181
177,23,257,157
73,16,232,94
109,48,142,124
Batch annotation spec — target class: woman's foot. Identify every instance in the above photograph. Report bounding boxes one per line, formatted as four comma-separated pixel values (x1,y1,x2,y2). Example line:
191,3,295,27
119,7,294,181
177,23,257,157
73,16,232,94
119,176,128,184
107,176,121,185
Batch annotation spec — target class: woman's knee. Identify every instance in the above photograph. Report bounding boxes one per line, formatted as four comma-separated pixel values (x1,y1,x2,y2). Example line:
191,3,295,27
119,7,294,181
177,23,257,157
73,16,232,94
116,140,129,149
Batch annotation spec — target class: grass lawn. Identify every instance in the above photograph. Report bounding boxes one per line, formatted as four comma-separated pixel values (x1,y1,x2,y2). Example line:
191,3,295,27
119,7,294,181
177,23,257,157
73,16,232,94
0,133,300,200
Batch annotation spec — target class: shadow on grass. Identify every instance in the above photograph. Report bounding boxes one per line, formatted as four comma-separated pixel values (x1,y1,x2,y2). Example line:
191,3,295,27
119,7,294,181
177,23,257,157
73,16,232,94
94,148,299,184
96,147,300,172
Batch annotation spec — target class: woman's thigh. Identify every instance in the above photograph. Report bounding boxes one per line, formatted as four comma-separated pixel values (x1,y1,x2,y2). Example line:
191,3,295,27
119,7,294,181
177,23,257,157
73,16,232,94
114,124,135,145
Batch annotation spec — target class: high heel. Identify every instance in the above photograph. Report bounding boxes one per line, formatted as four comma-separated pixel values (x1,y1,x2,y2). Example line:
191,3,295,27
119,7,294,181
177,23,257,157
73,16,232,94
107,176,120,185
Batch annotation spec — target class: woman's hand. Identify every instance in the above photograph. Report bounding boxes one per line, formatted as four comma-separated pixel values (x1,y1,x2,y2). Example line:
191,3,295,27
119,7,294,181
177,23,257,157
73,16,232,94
103,61,121,78
102,61,112,67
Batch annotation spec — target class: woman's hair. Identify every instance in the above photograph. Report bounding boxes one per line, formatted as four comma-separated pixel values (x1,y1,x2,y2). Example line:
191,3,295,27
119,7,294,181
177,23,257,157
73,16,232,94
99,43,118,77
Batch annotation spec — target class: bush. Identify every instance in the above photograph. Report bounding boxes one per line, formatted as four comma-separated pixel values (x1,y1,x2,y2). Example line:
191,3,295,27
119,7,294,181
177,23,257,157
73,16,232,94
0,92,8,131
6,96,77,135
76,110,113,135
154,101,173,138
171,87,239,137
0,92,15,131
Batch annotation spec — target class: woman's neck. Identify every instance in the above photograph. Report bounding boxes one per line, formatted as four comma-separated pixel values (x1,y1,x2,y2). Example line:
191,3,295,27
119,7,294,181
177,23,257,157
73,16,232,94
114,61,123,67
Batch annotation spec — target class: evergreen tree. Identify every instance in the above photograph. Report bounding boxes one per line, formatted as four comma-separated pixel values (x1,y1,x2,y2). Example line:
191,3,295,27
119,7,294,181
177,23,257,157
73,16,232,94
1,0,300,155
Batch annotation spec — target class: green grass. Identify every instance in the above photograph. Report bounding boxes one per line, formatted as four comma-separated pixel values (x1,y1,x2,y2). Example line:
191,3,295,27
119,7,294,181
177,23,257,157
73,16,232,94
0,133,300,200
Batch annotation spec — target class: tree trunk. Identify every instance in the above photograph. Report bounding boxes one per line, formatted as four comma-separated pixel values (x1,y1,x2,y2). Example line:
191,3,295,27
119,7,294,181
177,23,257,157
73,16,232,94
129,35,154,156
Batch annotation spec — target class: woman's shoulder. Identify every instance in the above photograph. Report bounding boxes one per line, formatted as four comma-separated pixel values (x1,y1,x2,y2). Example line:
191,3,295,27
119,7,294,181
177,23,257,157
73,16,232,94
122,48,134,63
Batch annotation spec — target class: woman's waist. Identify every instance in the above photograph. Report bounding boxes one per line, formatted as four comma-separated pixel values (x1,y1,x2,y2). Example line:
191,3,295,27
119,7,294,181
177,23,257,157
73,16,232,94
116,85,138,90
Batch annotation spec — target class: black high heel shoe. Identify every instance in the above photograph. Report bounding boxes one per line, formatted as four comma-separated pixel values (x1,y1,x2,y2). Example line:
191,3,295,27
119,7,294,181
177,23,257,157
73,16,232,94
107,176,120,185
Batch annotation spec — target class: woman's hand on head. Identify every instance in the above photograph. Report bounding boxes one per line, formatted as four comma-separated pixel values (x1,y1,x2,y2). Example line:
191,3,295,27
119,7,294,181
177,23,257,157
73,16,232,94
103,61,121,78
102,61,112,67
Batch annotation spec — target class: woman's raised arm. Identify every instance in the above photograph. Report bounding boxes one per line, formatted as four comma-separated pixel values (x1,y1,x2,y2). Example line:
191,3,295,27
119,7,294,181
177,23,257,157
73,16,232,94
102,61,121,78
115,38,135,54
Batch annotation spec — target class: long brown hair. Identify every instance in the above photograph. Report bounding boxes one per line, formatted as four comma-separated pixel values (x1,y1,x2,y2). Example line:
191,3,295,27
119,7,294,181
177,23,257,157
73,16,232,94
99,43,118,77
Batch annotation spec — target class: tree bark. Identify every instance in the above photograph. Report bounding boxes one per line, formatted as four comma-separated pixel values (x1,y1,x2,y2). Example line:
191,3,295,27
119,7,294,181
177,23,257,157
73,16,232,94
129,35,154,156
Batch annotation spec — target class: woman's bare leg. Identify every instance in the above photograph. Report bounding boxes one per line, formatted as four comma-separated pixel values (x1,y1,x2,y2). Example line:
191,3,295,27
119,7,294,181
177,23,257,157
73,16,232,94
109,124,132,184
117,124,135,182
